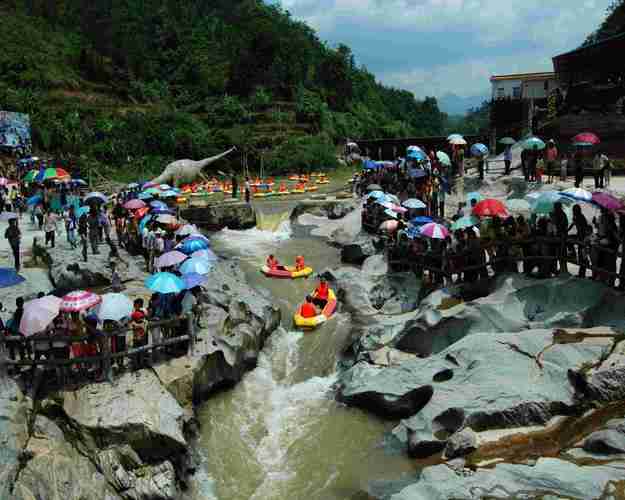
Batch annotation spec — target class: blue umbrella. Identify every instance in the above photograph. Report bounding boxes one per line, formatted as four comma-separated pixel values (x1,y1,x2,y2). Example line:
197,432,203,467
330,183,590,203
405,226,421,240
363,159,379,170
410,216,433,226
138,192,153,200
191,249,218,262
466,192,484,205
183,273,208,290
409,169,427,179
26,194,42,206
471,143,489,157
161,190,179,198
150,201,168,209
138,215,153,233
76,206,90,218
402,198,426,209
180,257,214,275
366,191,387,201
0,268,25,288
145,272,185,294
150,207,175,215
407,150,427,161
177,237,210,255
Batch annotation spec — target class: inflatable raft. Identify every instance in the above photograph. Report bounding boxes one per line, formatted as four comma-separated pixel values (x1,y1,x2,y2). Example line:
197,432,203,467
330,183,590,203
261,265,313,279
293,289,337,329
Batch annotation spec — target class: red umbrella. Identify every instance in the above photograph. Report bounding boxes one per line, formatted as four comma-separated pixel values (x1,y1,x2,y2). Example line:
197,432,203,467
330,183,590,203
60,290,102,313
473,199,509,218
124,199,146,210
572,132,600,145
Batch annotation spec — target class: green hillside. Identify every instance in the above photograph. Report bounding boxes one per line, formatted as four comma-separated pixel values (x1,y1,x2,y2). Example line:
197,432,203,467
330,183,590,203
0,0,446,181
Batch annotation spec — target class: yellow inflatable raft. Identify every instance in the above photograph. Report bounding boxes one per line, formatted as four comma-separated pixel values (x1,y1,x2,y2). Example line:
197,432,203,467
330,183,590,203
261,265,313,279
293,289,337,329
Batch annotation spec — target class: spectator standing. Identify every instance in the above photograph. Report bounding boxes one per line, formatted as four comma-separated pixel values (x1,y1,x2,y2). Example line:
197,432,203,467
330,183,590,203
43,210,58,248
504,145,512,175
4,218,21,272
545,140,558,184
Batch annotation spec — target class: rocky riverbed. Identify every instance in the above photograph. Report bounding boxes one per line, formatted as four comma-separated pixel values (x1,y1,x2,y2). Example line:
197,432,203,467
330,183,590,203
0,236,281,499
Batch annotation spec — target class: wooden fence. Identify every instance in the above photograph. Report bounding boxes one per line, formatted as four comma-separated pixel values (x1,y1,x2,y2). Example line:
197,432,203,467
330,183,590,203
0,313,199,389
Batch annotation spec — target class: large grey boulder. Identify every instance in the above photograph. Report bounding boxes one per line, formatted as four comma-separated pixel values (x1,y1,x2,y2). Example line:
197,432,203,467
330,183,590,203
290,198,357,220
0,377,30,499
12,415,118,500
443,428,477,459
48,242,144,291
582,418,625,454
181,203,256,230
390,458,625,500
339,329,609,458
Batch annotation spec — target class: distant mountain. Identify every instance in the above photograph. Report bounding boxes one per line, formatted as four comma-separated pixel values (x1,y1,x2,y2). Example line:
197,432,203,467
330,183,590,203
438,93,489,116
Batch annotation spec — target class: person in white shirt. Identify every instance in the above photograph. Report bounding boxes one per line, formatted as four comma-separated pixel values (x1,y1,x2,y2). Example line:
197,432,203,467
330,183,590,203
593,151,608,189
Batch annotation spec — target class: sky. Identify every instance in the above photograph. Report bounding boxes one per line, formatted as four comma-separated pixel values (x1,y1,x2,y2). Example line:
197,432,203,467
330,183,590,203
276,0,612,104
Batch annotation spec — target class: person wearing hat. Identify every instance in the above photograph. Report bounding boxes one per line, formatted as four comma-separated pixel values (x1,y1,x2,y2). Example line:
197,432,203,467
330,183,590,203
545,140,558,184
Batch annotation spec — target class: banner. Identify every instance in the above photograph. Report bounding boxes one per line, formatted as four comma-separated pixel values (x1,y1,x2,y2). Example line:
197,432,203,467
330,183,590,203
0,111,31,150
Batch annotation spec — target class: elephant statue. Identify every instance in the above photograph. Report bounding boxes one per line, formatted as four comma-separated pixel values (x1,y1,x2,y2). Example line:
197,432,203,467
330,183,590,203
151,147,237,187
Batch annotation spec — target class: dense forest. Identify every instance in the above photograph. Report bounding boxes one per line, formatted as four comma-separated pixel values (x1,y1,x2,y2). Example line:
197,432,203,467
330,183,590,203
0,0,447,179
583,0,625,46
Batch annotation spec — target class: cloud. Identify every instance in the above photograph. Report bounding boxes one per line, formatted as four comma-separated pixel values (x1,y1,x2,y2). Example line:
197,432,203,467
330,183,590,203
278,0,612,98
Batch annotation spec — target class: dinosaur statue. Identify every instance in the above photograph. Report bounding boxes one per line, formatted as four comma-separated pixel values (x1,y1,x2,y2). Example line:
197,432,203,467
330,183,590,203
151,146,237,187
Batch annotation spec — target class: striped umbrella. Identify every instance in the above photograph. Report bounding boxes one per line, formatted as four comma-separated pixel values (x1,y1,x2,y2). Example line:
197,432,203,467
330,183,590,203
419,222,450,240
60,290,102,313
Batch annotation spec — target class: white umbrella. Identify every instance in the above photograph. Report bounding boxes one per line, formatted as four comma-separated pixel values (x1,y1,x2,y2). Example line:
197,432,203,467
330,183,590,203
156,214,177,225
97,293,133,322
175,224,199,237
20,296,62,336
449,137,467,146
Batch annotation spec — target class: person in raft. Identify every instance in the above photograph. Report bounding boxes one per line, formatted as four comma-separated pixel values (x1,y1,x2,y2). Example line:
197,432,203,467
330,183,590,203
312,278,329,309
266,254,285,271
295,255,306,271
299,295,318,318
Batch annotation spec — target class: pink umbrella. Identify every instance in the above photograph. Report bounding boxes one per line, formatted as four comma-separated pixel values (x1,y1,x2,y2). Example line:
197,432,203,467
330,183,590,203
391,204,408,214
592,192,624,211
419,222,450,240
124,199,146,210
60,290,102,313
20,296,62,336
572,132,600,145
157,250,188,268
0,177,8,187
379,220,399,233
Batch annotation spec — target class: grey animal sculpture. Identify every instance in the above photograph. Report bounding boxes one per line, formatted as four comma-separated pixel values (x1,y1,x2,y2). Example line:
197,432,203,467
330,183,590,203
151,146,237,187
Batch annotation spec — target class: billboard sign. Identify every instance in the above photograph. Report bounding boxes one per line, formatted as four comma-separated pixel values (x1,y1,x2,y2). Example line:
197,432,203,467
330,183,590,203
0,111,31,150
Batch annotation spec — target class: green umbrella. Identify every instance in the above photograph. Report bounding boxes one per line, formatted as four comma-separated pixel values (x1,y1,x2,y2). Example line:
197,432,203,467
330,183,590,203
499,137,516,145
522,137,546,150
451,215,479,231
436,151,451,167
505,199,531,212
531,192,572,214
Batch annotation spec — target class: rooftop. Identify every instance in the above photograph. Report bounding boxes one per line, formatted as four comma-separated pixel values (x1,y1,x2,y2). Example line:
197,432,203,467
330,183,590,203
490,72,555,82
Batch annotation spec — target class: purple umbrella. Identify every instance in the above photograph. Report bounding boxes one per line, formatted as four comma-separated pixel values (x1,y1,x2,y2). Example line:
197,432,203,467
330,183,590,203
183,272,207,289
156,250,188,269
592,192,624,211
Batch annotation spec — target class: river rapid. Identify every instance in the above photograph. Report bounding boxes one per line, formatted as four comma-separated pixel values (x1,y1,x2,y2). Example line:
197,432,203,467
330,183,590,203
196,207,415,500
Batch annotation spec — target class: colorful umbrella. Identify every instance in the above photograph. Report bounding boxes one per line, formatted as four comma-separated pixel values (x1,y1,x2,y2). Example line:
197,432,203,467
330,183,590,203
191,249,218,262
26,167,70,183
409,216,433,226
60,290,102,312
522,137,546,150
180,257,214,275
176,224,199,237
138,192,153,200
161,190,180,198
177,236,210,255
26,194,42,206
0,268,25,288
145,272,186,294
143,187,161,196
124,199,146,210
499,137,516,145
156,250,188,269
420,222,450,240
390,204,408,214
156,214,177,225
138,215,152,233
379,220,399,233
133,207,150,220
436,151,451,166
447,134,464,141
449,137,467,146
532,192,571,215
96,293,133,322
407,145,423,152
471,143,489,157
451,215,479,231
0,212,18,221
150,200,168,209
466,192,484,205
407,150,427,161
76,206,90,218
592,192,624,211
20,296,62,336
473,199,509,218
402,198,427,209
84,192,108,204
183,272,208,290
159,184,173,190
23,169,39,183
505,199,531,212
572,132,600,145
561,187,593,203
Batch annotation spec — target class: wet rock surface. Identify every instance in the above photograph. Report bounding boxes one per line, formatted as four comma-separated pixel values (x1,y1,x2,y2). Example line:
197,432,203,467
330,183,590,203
181,202,256,230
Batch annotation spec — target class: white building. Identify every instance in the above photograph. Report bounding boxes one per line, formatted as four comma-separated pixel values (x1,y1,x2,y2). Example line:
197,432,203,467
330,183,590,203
490,72,558,100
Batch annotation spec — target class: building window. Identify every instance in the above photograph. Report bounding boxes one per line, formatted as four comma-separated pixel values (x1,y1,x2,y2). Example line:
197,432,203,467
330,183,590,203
512,86,521,98
497,87,505,98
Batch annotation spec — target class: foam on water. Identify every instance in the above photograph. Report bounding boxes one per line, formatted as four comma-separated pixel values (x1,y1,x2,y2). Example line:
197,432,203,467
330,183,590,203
212,219,292,258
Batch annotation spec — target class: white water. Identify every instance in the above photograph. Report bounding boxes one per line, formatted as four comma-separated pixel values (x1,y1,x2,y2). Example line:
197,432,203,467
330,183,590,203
212,219,292,258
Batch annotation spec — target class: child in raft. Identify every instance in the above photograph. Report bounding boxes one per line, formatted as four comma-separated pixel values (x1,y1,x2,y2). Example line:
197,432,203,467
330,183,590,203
299,295,318,318
266,254,286,271
295,255,305,271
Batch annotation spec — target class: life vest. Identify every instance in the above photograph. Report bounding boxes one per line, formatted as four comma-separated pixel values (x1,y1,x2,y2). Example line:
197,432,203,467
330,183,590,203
315,282,329,300
300,302,317,318
266,257,278,269
295,255,305,270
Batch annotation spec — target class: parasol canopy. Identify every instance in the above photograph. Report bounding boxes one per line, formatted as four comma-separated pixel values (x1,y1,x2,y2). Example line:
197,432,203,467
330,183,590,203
419,222,450,240
84,192,108,204
402,198,426,209
156,250,188,269
179,257,214,275
572,132,600,145
177,236,210,254
124,199,146,210
145,272,186,294
20,295,62,336
60,290,102,313
451,215,479,231
473,199,509,218
470,143,489,157
191,249,218,262
436,151,451,166
522,137,546,150
499,137,516,145
183,272,208,290
561,187,593,203
592,192,624,211
96,293,133,322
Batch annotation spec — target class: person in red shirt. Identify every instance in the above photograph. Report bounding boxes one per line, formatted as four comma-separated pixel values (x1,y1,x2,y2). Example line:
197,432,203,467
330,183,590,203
266,254,279,270
312,278,329,309
295,255,305,271
299,296,318,318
